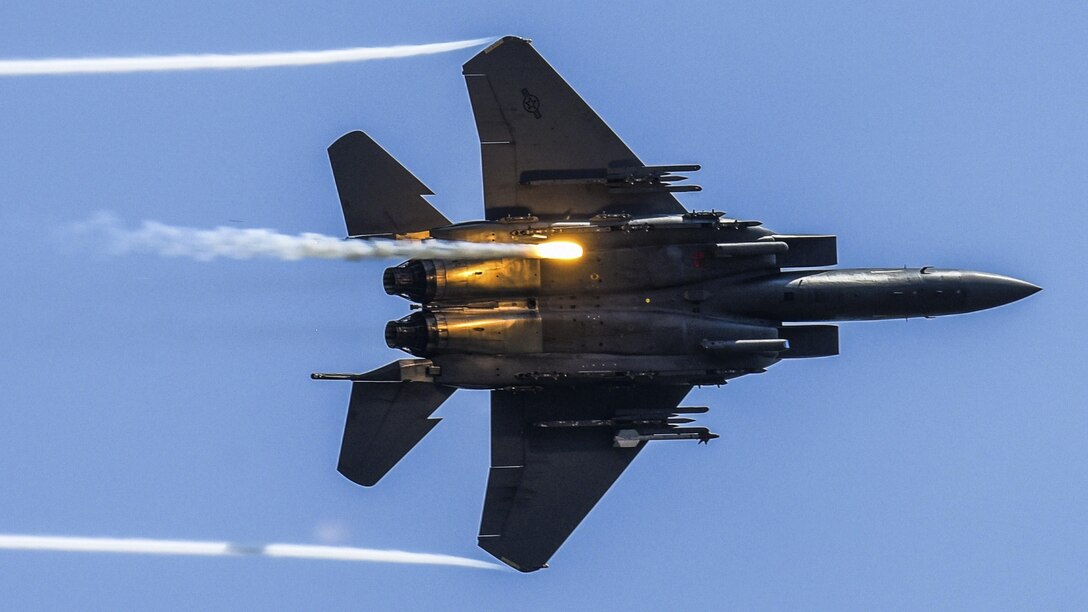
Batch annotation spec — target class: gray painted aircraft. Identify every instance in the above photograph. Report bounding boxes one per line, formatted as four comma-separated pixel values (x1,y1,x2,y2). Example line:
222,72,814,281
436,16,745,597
313,36,1039,572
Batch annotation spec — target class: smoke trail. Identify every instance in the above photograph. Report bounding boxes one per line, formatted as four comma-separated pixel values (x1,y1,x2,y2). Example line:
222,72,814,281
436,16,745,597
0,38,491,76
74,214,556,262
0,534,501,569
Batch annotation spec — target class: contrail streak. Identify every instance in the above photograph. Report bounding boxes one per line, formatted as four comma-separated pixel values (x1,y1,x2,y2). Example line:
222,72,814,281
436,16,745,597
74,214,560,262
0,535,501,569
0,38,491,76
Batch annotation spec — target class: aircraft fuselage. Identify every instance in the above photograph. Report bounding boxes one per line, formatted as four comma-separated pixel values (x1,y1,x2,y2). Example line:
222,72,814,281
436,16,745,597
377,214,1037,389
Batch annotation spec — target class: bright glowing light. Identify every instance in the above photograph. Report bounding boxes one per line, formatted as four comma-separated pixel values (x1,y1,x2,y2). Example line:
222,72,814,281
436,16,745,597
533,241,583,259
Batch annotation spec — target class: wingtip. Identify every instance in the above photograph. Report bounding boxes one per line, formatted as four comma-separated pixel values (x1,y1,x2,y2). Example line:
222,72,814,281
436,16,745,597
482,36,532,54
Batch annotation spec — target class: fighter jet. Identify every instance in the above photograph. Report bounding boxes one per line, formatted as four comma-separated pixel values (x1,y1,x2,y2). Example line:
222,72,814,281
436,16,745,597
312,36,1039,572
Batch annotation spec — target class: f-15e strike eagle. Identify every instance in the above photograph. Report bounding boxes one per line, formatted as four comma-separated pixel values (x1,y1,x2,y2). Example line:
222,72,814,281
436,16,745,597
312,36,1039,572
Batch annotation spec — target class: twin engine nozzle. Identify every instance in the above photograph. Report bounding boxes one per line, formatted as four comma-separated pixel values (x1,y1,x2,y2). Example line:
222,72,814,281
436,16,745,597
383,258,544,304
384,311,432,356
382,258,546,357
383,260,432,303
385,307,544,357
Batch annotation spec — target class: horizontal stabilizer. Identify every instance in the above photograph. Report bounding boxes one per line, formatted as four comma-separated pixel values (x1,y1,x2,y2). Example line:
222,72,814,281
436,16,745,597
337,379,455,487
328,131,450,236
313,358,439,383
773,235,837,268
779,325,839,358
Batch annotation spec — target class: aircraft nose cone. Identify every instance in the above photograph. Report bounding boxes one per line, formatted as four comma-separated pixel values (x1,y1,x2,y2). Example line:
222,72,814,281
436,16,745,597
961,272,1041,312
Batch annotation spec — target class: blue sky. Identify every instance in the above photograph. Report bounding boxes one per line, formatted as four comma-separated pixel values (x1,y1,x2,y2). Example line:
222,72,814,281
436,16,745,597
1,1,1085,609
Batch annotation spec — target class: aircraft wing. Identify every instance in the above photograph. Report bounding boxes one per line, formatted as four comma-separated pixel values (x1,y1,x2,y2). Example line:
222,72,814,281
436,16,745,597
479,384,693,572
463,36,690,220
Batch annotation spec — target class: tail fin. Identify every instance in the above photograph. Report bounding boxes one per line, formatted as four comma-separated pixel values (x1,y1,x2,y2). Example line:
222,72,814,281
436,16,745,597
336,361,455,487
328,131,451,237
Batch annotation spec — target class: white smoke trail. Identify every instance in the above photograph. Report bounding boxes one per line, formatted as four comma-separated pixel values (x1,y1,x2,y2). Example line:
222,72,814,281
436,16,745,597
0,38,491,76
74,214,550,262
0,534,501,570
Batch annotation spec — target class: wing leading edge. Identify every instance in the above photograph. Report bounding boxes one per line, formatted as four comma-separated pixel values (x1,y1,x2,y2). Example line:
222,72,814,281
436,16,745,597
480,385,693,572
463,36,690,221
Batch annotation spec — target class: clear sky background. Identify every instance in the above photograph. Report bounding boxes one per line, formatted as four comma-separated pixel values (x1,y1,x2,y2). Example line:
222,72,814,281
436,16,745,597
1,1,1084,609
